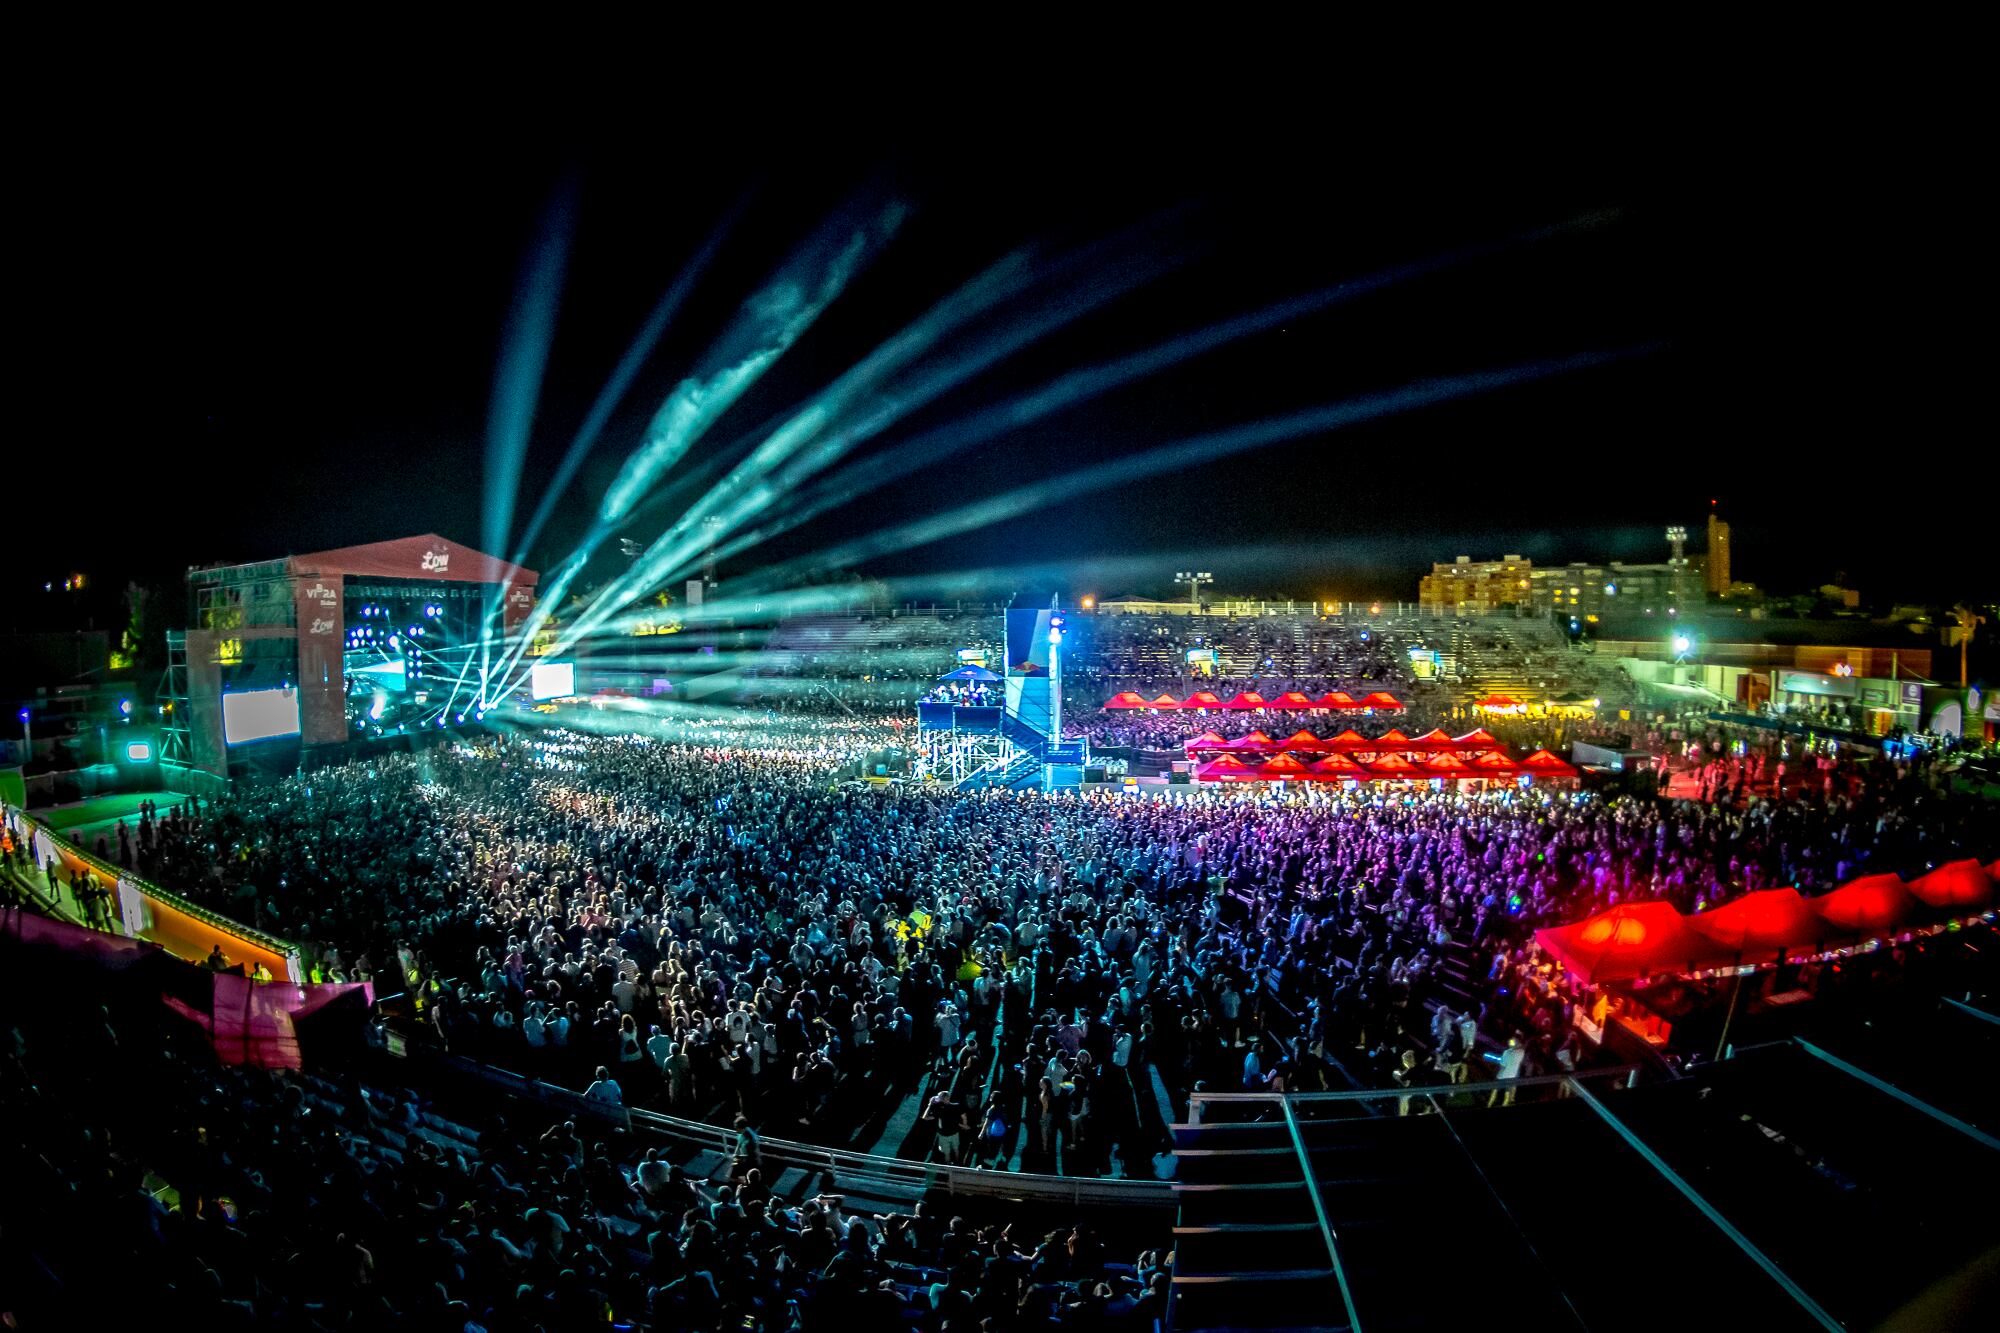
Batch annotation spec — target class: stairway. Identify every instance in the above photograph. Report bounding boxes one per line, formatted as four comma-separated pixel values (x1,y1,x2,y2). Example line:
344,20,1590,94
1167,1118,1348,1333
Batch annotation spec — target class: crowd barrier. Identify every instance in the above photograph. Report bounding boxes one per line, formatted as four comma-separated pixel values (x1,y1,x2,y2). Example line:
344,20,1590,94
442,1052,1177,1212
2,803,299,981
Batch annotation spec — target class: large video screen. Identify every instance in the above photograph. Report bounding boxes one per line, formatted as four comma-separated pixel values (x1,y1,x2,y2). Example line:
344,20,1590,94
223,687,301,745
530,661,576,701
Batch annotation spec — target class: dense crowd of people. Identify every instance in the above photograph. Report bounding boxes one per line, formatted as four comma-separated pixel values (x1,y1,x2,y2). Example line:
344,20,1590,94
45,691,1995,1190
1,956,1167,1330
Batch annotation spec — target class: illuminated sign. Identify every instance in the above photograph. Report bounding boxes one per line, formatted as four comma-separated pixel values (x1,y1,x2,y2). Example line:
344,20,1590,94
222,688,301,745
529,661,576,701
125,741,153,762
956,648,988,667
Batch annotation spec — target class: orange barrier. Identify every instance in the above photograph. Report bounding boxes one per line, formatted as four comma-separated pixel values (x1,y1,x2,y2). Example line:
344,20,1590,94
5,805,297,981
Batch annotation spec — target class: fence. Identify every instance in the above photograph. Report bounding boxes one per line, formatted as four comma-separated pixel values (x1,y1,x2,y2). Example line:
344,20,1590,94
443,1051,1176,1212
2,803,299,981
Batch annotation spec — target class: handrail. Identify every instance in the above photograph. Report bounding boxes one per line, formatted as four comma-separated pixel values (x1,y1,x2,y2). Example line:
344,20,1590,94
1793,1038,2000,1151
3,800,298,964
9,806,298,958
1189,1064,1646,1110
1564,1075,1843,1332
1425,1092,1587,1331
445,1052,1174,1209
1280,1096,1365,1333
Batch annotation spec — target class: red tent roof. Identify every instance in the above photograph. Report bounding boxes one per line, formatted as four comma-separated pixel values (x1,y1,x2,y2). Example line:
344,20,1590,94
1268,691,1315,709
1685,889,1818,958
1907,859,1994,909
1309,754,1366,775
1224,691,1268,710
1197,756,1263,781
1313,692,1360,709
1536,902,1704,984
1182,731,1228,749
1811,874,1915,933
288,533,538,587
1360,691,1404,710
1103,691,1149,710
1151,693,1181,708
1453,727,1501,747
1423,753,1476,774
1279,729,1323,749
1405,727,1458,750
1520,749,1578,775
1322,729,1370,749
1468,751,1520,771
1371,728,1412,746
1365,753,1420,773
1263,752,1309,772
1477,694,1523,709
1182,691,1225,710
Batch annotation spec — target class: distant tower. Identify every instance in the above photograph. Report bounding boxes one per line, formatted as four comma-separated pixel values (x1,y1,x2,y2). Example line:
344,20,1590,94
1705,510,1731,596
1665,525,1687,565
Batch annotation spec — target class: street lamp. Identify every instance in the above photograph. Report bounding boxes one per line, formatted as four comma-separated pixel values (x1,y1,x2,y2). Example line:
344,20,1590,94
1174,570,1213,612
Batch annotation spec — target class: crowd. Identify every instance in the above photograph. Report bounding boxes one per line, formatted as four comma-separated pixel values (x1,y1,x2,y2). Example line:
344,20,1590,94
53,685,1996,1189
0,953,1168,1330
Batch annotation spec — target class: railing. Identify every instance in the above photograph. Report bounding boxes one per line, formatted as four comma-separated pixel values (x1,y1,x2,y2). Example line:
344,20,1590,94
1188,1064,1651,1123
443,1051,1175,1211
3,803,299,980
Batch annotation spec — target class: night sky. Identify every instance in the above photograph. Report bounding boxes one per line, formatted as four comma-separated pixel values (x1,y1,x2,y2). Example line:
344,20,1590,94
15,90,1988,630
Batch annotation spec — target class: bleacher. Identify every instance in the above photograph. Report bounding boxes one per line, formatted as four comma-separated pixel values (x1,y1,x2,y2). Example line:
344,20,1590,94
1164,1041,2000,1333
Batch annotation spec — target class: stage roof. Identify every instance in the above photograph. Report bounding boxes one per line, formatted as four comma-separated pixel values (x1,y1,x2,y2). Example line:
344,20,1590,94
286,534,538,586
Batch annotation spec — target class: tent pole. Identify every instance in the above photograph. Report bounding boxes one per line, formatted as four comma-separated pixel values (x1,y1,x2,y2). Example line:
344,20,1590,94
1713,971,1746,1062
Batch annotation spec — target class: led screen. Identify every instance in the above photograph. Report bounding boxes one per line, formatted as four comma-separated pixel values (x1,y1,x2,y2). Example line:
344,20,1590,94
530,661,576,701
223,687,301,745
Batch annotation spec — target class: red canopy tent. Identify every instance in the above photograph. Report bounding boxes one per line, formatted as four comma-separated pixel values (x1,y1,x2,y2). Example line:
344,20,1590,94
1811,874,1915,933
1309,754,1367,778
1224,691,1268,710
1423,754,1477,776
1268,691,1315,709
1103,691,1149,710
1261,752,1310,775
1404,728,1459,751
1467,751,1520,776
1907,859,1995,910
1197,756,1263,782
1321,729,1370,750
1218,730,1278,752
1536,902,1705,984
1453,727,1502,749
1364,754,1422,777
1182,691,1225,710
1368,729,1412,750
1278,729,1324,749
1313,692,1360,710
1477,694,1525,711
1519,749,1579,777
1360,692,1404,711
1150,694,1181,709
1182,731,1228,750
1685,889,1819,962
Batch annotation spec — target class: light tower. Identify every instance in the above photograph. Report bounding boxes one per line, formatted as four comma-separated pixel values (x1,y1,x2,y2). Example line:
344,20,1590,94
1665,526,1688,565
1047,608,1066,754
1174,570,1213,612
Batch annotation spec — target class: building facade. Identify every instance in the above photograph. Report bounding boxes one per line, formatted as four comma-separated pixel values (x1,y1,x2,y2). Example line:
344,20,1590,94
1418,555,1533,615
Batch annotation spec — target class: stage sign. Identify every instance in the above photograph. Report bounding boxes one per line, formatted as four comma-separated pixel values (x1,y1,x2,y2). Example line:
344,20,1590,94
222,688,301,745
294,576,346,745
956,648,988,667
530,661,576,701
